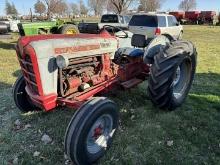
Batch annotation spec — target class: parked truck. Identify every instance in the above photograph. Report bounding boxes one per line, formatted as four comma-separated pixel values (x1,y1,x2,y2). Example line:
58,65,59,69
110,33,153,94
0,18,20,32
78,14,131,33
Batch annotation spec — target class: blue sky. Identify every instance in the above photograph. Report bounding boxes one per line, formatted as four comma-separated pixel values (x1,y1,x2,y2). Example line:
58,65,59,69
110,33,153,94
0,0,219,16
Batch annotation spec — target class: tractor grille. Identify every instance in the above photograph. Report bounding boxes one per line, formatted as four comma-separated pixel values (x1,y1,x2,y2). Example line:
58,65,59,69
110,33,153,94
18,54,39,94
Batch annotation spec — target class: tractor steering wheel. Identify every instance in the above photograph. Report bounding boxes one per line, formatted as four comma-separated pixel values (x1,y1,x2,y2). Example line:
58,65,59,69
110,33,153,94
103,25,128,38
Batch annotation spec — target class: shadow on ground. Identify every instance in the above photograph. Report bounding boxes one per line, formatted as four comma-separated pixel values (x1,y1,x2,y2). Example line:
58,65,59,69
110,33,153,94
0,70,21,90
0,81,13,90
0,41,16,50
12,69,21,78
191,73,220,96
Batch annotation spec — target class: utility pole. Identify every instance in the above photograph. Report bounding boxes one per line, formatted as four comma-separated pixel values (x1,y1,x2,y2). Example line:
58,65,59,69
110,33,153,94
30,8,33,22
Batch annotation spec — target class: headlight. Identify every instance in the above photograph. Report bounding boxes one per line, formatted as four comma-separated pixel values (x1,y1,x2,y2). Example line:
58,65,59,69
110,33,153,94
56,55,69,69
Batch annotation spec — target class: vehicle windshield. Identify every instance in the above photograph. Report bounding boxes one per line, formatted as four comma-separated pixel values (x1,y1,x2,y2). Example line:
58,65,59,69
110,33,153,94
129,15,158,27
101,15,118,23
124,15,132,23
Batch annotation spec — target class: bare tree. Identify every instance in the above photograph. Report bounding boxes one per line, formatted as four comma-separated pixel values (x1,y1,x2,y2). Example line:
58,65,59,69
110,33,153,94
79,0,88,15
5,0,18,16
42,0,63,19
5,0,12,15
34,0,46,16
11,3,18,16
107,0,135,14
139,0,162,12
88,0,107,15
54,1,68,16
178,0,196,11
69,3,79,16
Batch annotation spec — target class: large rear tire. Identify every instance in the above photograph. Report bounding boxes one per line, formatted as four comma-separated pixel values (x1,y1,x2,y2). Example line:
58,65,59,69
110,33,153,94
13,75,38,113
65,97,119,165
59,24,79,34
148,40,197,110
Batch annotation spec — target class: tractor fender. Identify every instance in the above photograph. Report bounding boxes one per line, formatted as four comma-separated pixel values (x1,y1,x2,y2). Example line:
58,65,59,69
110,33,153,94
162,33,175,42
143,35,171,64
58,22,76,29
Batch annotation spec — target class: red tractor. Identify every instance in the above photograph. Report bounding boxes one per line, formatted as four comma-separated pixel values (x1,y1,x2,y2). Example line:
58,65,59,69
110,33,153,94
13,26,197,165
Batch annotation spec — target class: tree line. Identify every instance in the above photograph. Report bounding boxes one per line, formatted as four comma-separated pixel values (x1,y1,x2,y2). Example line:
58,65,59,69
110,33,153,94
5,0,197,18
5,0,18,16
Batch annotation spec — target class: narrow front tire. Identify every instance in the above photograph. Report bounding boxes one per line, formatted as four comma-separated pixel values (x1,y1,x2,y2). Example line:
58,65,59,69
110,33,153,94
64,97,119,165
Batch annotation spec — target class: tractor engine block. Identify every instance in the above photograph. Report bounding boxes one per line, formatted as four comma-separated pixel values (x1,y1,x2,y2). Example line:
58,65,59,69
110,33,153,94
59,54,117,97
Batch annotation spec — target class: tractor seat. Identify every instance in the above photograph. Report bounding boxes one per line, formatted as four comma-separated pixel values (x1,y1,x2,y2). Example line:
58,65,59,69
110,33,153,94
116,48,144,57
116,34,147,57
131,34,147,48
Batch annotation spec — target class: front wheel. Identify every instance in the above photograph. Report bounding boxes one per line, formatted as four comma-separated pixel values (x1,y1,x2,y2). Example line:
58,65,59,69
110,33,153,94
13,75,39,113
148,40,197,110
64,97,119,165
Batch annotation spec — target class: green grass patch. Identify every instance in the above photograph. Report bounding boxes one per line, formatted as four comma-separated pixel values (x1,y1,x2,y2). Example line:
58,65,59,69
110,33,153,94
0,25,220,164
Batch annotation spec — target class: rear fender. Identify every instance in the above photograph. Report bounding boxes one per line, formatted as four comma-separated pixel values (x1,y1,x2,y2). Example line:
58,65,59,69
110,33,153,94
162,34,175,42
143,35,170,64
58,22,76,29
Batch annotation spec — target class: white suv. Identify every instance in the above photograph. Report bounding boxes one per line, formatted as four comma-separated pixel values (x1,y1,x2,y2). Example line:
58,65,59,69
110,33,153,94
129,14,183,40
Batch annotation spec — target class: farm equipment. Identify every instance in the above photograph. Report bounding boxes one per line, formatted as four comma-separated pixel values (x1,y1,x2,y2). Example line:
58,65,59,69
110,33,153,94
198,11,219,25
13,26,197,164
169,11,185,23
17,19,79,36
185,11,200,24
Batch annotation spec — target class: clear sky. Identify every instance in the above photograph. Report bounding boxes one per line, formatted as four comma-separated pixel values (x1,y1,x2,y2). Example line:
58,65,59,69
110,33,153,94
0,0,219,16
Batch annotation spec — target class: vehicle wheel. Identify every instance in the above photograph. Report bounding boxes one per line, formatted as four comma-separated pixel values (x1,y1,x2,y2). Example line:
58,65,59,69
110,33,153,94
59,24,79,34
178,31,183,40
148,40,197,110
13,75,38,113
65,97,119,165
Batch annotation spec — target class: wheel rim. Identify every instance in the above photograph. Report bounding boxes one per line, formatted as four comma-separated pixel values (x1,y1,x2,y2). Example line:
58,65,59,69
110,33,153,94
86,114,113,154
173,66,181,86
66,29,77,34
173,59,192,100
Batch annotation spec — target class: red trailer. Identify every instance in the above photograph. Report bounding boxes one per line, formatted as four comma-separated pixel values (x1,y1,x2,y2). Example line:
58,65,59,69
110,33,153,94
169,11,185,22
198,11,219,25
185,11,200,24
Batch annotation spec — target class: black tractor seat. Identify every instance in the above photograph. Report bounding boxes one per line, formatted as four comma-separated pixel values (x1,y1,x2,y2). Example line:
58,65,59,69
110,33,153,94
116,34,147,57
116,48,144,57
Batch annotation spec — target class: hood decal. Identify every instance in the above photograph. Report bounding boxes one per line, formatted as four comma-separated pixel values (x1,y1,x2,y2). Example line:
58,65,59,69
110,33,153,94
54,44,100,55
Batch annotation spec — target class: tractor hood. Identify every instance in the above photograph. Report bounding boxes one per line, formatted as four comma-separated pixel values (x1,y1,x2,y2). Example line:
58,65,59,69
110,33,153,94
16,32,118,98
18,32,118,59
